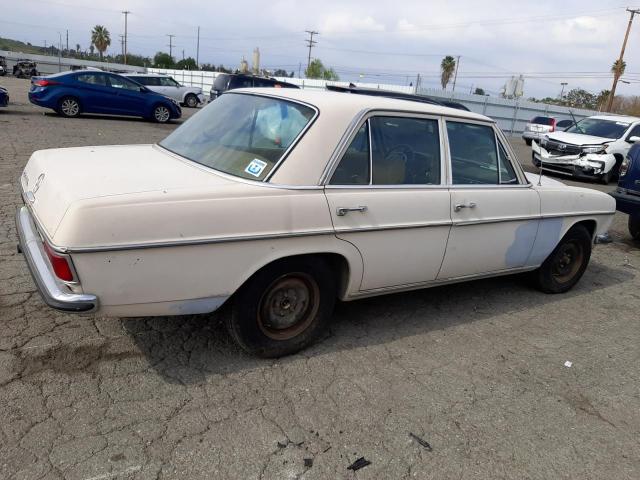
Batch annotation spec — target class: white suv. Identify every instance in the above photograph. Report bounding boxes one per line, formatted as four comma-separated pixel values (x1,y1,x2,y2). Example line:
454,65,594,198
531,114,640,183
125,73,205,108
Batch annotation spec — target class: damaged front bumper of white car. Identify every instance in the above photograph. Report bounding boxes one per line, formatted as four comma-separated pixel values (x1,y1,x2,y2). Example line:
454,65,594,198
531,141,616,180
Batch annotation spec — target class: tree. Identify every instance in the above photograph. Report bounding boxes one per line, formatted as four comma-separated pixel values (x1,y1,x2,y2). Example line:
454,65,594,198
175,57,197,70
473,87,486,95
153,52,174,68
89,44,95,56
597,89,611,110
440,56,456,89
91,25,111,61
305,59,340,80
564,88,597,109
273,68,289,77
612,59,626,79
75,43,81,54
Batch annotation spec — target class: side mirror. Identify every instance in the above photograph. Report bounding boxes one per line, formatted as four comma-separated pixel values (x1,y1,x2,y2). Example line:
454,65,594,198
628,136,640,143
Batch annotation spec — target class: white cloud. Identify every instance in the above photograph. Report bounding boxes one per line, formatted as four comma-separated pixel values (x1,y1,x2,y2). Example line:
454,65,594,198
319,14,386,34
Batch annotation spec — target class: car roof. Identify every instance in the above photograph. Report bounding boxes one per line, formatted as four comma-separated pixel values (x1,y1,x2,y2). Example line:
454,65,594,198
231,88,491,122
589,114,640,123
125,73,169,77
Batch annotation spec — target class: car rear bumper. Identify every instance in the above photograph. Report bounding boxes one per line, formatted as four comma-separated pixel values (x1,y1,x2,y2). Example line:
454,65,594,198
610,188,640,216
16,206,98,313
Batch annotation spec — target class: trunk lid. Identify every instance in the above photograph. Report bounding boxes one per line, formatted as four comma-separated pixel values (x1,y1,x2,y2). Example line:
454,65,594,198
21,144,235,237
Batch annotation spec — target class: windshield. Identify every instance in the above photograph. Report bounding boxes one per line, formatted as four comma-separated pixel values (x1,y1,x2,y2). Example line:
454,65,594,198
566,118,629,139
160,93,316,180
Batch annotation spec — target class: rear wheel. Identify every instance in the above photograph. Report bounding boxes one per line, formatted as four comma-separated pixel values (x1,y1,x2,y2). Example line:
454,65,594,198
532,225,592,293
152,104,171,123
58,96,81,118
226,257,336,358
629,215,640,241
184,94,198,108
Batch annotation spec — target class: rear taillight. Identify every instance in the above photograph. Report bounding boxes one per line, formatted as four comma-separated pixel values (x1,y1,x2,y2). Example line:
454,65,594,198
33,79,60,87
43,242,74,282
550,118,557,132
620,156,632,177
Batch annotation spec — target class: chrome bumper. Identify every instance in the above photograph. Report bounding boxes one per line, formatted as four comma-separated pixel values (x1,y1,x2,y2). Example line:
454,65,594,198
16,206,98,313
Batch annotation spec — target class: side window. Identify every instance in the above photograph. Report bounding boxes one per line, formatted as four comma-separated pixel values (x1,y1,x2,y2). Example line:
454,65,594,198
141,77,160,86
159,77,177,87
230,77,253,89
626,124,640,140
370,116,441,185
498,142,518,184
447,121,499,184
77,73,107,86
108,75,141,91
330,122,370,185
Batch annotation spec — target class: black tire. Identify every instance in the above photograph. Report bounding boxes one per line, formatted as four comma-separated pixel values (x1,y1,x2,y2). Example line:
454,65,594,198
57,96,81,118
532,224,592,293
152,104,171,123
629,215,640,241
226,257,336,358
184,94,198,108
525,139,532,146
599,170,613,184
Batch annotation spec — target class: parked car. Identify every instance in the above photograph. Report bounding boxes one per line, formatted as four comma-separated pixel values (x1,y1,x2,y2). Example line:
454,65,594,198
0,56,7,76
610,144,640,240
209,73,298,101
13,60,39,78
0,85,8,107
531,115,640,183
16,89,615,357
28,70,181,123
125,73,205,108
522,116,574,146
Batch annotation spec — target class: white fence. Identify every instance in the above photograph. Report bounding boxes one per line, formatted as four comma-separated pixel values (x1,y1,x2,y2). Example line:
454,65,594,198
148,67,604,135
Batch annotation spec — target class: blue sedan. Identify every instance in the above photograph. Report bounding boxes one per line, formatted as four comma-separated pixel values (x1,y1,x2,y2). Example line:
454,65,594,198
0,85,8,108
28,70,181,123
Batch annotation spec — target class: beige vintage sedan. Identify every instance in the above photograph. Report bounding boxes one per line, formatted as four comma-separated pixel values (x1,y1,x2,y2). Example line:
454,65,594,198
17,89,615,356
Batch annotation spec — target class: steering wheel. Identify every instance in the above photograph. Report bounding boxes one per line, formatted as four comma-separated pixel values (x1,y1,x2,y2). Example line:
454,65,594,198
385,144,415,164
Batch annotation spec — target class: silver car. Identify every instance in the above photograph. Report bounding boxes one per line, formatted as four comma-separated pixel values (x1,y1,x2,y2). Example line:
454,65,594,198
125,73,205,108
522,116,574,146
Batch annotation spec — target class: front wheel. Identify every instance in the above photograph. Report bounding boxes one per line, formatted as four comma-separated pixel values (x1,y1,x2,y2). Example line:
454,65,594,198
226,257,336,358
532,225,592,293
152,104,171,123
58,96,81,117
184,94,198,108
629,215,640,241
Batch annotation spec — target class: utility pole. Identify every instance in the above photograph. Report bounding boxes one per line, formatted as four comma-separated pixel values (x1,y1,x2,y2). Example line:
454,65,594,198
58,32,62,71
452,55,461,92
196,26,200,68
607,8,640,111
167,34,175,59
119,35,125,57
560,82,568,99
305,30,318,72
122,11,130,64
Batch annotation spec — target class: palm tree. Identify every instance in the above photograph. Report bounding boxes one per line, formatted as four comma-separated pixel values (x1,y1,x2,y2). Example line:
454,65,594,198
612,59,626,79
440,56,456,89
91,25,111,61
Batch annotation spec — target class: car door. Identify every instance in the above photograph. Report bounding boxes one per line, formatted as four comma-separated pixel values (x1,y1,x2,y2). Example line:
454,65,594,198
324,113,452,291
438,119,540,279
74,73,111,113
158,76,182,102
106,74,147,115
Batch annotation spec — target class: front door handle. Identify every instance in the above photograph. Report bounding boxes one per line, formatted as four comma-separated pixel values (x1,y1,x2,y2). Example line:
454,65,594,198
336,206,368,216
454,202,477,212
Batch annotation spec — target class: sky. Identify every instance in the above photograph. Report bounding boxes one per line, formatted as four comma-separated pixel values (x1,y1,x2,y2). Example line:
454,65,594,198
2,0,640,98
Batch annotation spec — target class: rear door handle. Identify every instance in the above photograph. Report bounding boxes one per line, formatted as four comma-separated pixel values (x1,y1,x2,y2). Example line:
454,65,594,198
454,202,476,212
336,206,368,216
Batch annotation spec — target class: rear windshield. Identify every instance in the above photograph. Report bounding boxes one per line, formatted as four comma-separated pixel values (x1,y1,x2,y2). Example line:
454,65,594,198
531,116,554,125
213,74,231,91
160,93,316,181
566,118,629,139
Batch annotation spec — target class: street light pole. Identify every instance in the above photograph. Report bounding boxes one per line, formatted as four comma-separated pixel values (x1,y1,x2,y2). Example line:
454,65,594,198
560,82,568,98
122,11,130,65
607,8,640,111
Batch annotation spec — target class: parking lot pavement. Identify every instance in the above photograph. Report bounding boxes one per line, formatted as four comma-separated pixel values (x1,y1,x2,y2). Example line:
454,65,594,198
1,76,639,480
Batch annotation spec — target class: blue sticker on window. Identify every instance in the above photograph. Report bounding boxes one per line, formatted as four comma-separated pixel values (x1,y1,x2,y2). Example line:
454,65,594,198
244,159,268,177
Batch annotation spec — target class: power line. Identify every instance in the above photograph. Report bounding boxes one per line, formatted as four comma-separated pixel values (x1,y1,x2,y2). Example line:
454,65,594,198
305,30,318,71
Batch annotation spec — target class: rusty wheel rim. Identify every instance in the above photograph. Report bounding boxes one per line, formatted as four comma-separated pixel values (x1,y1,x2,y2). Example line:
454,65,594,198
257,273,320,341
551,241,584,283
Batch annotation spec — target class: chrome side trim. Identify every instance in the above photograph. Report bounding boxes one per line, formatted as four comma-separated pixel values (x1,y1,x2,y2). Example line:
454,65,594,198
347,266,538,299
16,206,98,313
335,221,453,234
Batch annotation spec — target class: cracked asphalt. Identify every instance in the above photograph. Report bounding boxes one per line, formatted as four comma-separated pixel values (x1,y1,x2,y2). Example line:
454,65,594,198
1,76,639,479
